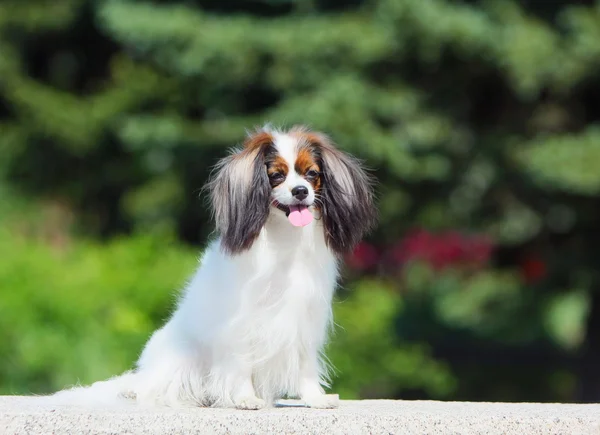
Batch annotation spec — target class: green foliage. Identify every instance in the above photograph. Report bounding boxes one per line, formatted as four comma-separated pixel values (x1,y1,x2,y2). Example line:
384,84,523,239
544,290,589,351
517,127,600,195
0,225,197,394
328,279,455,399
3,0,600,241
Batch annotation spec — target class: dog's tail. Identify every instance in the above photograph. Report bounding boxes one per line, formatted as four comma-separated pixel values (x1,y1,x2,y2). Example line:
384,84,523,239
38,371,139,407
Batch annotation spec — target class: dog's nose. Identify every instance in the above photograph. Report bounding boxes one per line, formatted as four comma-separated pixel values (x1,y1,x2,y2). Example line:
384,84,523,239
292,186,309,201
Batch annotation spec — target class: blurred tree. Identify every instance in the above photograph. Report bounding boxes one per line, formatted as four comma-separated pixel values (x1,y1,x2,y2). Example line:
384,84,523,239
2,0,600,401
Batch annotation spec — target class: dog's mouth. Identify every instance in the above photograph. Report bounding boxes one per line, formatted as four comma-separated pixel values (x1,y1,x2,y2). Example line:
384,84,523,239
272,200,291,215
272,200,314,227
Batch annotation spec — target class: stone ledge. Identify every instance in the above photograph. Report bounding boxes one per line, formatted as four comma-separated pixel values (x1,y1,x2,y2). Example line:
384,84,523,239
2,396,599,434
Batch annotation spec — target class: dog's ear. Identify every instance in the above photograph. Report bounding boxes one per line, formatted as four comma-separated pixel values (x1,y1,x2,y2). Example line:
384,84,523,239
208,132,273,255
312,134,377,255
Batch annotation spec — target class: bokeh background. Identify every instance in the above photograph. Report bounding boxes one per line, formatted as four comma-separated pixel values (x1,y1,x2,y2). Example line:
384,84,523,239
1,0,600,404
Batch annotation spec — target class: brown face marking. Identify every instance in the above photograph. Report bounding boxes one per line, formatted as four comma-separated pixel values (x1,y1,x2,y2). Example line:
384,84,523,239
243,131,274,151
266,152,288,187
228,131,275,177
295,146,322,192
289,127,324,150
238,131,287,187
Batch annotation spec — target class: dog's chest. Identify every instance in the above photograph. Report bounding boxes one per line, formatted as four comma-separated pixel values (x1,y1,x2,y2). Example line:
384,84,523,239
247,244,332,304
235,229,336,343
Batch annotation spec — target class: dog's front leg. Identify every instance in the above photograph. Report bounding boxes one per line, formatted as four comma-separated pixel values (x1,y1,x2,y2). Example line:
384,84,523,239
231,373,266,410
298,357,339,409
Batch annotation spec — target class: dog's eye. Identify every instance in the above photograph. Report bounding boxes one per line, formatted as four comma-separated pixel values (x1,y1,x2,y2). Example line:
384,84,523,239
269,172,285,182
305,170,319,179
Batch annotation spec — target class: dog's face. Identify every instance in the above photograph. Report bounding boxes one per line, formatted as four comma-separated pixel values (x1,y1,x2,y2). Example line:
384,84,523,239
208,126,376,255
265,134,321,226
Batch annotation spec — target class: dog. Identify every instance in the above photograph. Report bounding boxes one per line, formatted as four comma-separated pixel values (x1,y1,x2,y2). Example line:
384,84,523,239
51,125,376,409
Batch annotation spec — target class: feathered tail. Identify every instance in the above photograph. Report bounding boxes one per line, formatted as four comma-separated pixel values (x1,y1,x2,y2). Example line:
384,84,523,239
38,371,139,407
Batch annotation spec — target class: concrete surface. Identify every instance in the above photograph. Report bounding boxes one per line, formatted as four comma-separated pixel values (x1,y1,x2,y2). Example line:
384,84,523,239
1,396,599,435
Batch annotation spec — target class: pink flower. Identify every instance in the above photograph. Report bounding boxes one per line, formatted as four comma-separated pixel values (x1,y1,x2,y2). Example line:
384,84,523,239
346,241,380,271
520,255,547,284
391,228,494,270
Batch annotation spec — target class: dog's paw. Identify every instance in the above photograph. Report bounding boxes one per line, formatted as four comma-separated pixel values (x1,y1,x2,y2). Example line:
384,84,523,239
303,394,339,409
234,396,267,410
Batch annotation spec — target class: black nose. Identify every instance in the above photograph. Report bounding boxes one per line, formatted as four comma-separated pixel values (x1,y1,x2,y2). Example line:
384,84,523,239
292,186,309,201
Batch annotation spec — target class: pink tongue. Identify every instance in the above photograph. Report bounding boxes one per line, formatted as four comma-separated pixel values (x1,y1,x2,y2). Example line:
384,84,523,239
288,205,313,227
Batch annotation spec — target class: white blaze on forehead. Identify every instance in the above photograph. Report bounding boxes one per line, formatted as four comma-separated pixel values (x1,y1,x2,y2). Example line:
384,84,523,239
272,132,298,169
272,132,310,188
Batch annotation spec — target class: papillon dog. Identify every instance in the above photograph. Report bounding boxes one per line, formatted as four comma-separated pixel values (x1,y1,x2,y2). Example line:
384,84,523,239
51,125,376,409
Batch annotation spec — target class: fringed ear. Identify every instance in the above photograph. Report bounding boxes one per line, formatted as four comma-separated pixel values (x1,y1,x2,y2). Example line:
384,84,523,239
314,135,377,255
207,133,273,255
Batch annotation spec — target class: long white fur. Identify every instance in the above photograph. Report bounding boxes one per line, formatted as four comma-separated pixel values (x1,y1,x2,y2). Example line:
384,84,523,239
49,130,340,409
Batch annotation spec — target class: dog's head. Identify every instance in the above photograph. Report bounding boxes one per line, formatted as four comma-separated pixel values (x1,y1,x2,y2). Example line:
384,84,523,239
207,126,376,255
